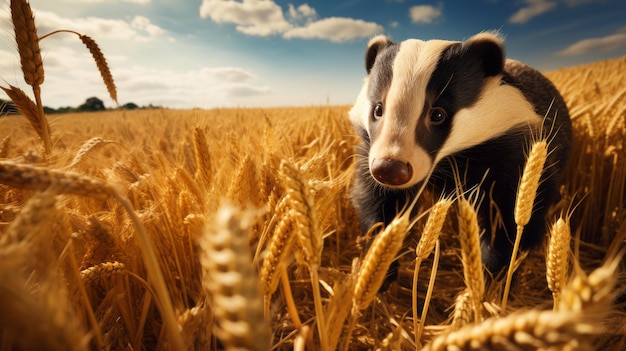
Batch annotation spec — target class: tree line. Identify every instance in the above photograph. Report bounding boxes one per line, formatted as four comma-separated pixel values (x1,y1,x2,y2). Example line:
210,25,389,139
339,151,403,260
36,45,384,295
0,96,160,116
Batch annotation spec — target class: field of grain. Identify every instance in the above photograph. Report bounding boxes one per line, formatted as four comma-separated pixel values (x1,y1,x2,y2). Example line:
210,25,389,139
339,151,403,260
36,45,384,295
1,53,625,350
1,2,625,349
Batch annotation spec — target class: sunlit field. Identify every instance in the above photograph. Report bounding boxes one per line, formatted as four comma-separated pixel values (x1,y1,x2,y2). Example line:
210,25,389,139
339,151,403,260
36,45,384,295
1,53,625,350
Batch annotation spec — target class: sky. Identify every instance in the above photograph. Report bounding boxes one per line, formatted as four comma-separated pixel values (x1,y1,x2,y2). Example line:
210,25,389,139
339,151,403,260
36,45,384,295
0,0,625,110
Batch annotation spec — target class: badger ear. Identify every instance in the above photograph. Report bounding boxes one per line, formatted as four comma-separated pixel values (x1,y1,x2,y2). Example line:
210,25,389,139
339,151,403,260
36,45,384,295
464,32,505,77
365,35,391,74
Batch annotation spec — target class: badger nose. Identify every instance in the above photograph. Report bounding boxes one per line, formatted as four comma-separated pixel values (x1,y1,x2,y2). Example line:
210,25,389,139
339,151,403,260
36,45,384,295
371,158,413,186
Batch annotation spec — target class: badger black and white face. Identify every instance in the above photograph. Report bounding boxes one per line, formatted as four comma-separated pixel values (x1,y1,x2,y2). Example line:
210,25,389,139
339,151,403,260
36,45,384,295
349,32,543,189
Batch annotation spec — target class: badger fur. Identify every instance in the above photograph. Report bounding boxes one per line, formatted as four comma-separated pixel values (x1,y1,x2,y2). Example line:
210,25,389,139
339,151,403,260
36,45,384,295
349,32,572,284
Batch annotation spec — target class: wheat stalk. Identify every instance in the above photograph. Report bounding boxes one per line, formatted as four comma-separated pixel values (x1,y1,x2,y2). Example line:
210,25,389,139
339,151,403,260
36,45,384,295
457,195,485,322
547,217,571,309
502,139,548,312
200,204,270,351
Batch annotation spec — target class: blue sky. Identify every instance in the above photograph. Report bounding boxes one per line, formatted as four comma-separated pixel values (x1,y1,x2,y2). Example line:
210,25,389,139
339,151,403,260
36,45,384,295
1,0,625,109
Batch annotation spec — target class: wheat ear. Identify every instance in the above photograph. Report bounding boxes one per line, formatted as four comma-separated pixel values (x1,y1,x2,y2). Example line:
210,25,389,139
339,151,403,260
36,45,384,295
79,35,117,104
457,196,485,322
39,30,118,104
0,85,49,144
192,127,212,186
422,309,601,351
426,259,620,350
9,0,50,155
68,137,116,169
353,208,412,311
200,204,270,351
450,289,473,331
547,217,571,309
413,198,452,344
502,139,548,311
278,160,327,349
10,0,43,86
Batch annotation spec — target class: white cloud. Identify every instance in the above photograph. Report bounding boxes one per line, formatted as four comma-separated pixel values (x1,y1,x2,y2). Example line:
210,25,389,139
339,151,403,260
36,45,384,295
509,0,557,24
409,5,442,24
556,31,626,56
199,0,292,36
283,17,383,42
34,11,170,42
199,0,383,42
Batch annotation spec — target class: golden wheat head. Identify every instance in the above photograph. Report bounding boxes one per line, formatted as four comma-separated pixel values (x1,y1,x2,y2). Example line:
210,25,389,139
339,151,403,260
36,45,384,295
547,217,571,308
200,204,270,351
10,0,44,87
353,209,412,311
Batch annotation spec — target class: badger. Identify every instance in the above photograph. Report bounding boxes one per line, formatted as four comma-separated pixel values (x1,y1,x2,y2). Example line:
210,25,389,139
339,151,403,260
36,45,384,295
349,32,572,285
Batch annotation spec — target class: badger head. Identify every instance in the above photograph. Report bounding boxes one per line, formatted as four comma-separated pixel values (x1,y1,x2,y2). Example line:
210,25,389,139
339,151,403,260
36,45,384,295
349,32,541,189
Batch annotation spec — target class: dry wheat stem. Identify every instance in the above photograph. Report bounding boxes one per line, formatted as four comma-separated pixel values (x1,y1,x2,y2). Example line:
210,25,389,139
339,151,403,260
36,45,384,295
416,239,441,347
502,140,548,312
547,217,571,309
457,196,485,322
66,241,105,348
280,264,303,329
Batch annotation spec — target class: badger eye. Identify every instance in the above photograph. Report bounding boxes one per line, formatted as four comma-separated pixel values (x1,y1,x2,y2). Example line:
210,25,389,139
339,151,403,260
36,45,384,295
373,103,384,119
429,107,447,125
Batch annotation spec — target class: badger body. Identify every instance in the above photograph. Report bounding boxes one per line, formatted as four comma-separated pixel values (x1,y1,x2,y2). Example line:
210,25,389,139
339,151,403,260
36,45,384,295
350,32,572,278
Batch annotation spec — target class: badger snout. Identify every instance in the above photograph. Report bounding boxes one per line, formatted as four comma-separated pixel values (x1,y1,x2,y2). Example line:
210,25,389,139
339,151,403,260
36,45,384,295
371,158,413,186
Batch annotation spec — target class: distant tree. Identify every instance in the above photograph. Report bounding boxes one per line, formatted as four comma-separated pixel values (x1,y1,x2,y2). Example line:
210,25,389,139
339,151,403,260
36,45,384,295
78,97,106,112
122,102,139,110
0,99,18,115
43,106,57,114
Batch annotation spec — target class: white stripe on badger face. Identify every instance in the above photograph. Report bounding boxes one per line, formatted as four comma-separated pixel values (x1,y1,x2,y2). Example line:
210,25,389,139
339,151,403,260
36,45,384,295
369,39,455,188
435,75,543,163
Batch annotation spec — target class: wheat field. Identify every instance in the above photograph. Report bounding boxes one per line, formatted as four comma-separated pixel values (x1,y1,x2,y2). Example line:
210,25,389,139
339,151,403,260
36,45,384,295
1,1,626,349
1,54,625,350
